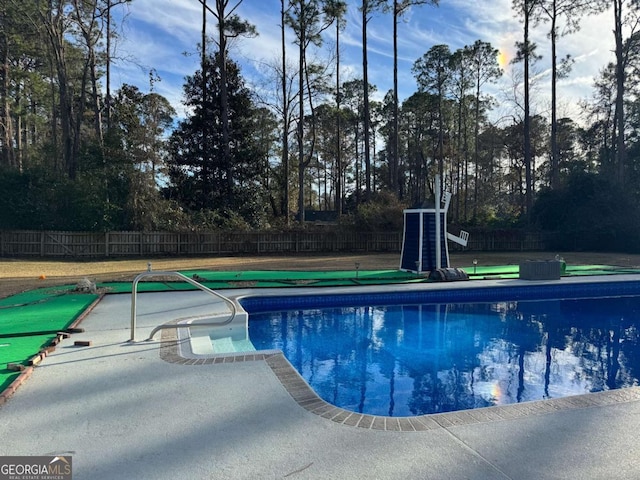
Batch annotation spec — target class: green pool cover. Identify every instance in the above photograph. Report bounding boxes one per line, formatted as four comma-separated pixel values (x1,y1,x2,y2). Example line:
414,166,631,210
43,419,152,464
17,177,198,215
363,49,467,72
94,264,640,293
0,287,99,394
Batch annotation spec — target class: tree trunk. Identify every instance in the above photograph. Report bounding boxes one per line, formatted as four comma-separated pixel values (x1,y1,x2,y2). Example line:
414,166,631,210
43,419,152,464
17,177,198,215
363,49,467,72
550,3,559,189
281,0,290,224
216,0,232,196
0,9,15,169
613,0,626,186
202,0,209,201
437,85,444,189
297,1,306,223
335,17,342,216
392,1,400,198
523,0,533,216
362,1,371,200
474,77,481,220
105,0,112,131
89,48,103,145
44,2,75,178
15,81,22,171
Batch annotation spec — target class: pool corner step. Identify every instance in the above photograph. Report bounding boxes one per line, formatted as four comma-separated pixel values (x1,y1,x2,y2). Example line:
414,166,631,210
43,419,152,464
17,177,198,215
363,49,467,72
210,336,257,354
212,336,235,353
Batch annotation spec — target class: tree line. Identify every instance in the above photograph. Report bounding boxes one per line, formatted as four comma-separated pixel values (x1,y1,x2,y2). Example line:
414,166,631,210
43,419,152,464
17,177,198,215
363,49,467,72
1,0,640,251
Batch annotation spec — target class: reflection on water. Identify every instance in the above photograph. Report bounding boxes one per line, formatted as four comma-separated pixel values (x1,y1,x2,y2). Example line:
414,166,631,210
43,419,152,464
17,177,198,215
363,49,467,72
248,296,640,416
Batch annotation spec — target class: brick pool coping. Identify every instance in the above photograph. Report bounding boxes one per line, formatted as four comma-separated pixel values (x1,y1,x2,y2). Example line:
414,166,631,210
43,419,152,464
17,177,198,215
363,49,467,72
159,327,640,432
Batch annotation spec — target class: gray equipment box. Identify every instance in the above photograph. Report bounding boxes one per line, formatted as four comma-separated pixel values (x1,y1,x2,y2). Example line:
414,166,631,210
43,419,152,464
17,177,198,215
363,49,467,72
519,260,562,280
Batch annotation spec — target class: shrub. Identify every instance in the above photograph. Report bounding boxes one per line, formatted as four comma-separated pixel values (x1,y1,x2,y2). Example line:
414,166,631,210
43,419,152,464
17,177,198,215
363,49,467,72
352,191,407,232
532,172,640,252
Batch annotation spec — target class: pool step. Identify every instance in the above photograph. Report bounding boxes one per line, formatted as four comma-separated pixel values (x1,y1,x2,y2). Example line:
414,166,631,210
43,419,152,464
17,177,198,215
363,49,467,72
233,339,256,352
211,336,256,354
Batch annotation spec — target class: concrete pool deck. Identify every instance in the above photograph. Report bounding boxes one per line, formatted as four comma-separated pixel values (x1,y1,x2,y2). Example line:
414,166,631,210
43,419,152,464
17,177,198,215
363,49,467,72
2,276,640,479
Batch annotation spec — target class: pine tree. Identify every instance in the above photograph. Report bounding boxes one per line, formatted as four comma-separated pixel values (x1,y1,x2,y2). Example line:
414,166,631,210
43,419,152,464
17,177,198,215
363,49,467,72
166,53,272,228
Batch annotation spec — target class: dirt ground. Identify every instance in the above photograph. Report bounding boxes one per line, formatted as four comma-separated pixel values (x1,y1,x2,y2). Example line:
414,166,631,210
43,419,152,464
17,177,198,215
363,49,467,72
2,250,640,299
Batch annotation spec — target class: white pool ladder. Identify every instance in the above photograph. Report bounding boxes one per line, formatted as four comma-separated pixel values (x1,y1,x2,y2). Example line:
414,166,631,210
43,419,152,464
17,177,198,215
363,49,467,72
129,270,237,342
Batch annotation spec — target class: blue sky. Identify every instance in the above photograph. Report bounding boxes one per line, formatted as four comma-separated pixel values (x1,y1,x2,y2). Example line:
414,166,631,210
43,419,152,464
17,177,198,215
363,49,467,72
110,0,614,123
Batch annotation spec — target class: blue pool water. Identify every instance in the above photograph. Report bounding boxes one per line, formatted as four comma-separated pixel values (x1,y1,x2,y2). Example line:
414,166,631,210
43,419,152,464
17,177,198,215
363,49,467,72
244,283,640,417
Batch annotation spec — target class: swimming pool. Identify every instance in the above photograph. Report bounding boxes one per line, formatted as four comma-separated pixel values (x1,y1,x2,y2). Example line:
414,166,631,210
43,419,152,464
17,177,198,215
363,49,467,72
238,279,640,417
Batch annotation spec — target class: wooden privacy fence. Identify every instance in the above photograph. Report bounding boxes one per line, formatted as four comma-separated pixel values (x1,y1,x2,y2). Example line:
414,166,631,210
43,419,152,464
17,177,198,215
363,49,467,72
0,229,554,258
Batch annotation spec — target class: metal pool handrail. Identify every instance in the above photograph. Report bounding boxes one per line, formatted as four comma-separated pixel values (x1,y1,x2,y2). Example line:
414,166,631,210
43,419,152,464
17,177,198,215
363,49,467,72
129,271,237,342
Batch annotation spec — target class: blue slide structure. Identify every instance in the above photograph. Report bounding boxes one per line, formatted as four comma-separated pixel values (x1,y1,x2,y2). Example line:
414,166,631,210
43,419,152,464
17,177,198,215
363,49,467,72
400,180,469,274
400,209,450,273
